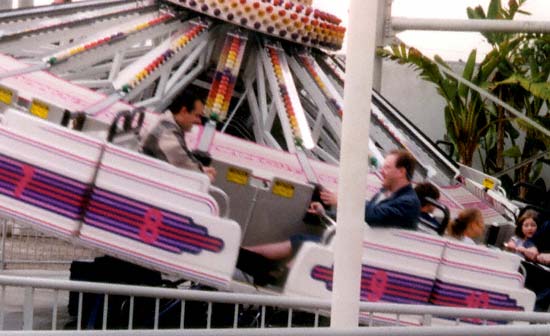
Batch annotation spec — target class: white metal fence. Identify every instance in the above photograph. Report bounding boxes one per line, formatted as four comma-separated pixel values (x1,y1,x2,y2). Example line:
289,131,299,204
0,217,547,334
0,274,548,333
2,326,550,336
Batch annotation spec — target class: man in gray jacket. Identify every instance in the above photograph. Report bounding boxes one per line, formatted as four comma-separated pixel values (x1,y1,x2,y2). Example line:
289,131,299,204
141,93,216,182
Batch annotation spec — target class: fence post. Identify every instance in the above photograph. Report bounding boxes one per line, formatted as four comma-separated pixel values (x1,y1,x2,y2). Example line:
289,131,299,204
23,287,34,330
422,314,432,326
0,219,7,270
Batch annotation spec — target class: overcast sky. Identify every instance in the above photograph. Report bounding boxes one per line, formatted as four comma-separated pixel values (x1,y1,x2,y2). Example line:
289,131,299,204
314,0,550,61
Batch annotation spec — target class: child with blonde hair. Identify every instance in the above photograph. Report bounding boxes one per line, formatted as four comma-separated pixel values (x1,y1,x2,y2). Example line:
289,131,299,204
447,208,485,245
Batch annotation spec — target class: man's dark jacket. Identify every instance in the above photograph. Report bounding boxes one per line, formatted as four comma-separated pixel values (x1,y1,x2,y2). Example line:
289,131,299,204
364,184,421,230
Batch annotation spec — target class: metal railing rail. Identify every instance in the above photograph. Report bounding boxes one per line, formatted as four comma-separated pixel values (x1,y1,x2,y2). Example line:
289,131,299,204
0,274,549,331
392,17,550,34
0,325,550,336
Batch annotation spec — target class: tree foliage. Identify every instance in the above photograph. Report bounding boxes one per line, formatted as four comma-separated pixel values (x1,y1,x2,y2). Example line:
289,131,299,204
379,0,550,195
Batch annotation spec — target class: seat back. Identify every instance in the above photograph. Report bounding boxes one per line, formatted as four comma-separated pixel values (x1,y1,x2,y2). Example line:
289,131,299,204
102,144,212,194
285,229,447,325
79,151,241,287
0,108,104,236
285,228,536,326
429,239,535,324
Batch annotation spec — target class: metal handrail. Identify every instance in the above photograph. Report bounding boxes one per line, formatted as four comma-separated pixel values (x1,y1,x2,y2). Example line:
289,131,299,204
1,325,550,335
208,185,231,218
423,196,450,236
0,275,549,324
392,17,550,34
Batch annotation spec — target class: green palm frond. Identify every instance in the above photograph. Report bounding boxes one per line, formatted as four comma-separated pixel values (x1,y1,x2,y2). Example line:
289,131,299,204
379,44,493,164
494,74,550,101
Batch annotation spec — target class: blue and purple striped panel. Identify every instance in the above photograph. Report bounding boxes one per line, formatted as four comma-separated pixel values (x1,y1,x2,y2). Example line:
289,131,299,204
311,264,434,305
430,279,523,324
0,153,89,220
84,187,224,255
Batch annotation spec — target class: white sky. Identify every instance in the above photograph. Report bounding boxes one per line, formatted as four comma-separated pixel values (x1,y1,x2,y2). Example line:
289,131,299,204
26,0,550,61
314,0,550,61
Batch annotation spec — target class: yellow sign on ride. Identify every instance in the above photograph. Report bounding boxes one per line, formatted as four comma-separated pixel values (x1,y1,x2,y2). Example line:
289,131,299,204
0,87,13,105
482,178,496,190
226,167,249,185
272,180,295,199
30,99,49,120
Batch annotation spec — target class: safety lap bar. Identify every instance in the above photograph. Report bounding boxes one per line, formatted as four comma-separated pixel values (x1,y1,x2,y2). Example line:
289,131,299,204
208,185,230,218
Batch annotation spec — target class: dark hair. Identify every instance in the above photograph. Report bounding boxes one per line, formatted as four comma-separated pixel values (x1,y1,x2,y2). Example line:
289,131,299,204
515,209,538,238
447,208,482,239
415,182,440,207
168,92,203,116
390,150,416,181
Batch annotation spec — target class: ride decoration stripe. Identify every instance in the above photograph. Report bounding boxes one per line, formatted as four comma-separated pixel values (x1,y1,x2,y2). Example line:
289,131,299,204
311,264,434,305
81,234,228,288
430,279,522,312
0,153,90,220
398,277,524,325
84,187,224,255
311,263,525,323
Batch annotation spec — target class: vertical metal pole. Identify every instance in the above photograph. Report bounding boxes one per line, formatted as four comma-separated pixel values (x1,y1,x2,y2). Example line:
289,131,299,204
128,296,134,330
77,292,83,331
180,301,185,329
0,286,5,330
373,0,390,91
260,305,266,328
23,287,34,330
32,229,38,261
102,294,109,330
206,302,212,329
0,219,7,270
330,0,379,328
52,290,59,330
287,308,293,328
154,298,160,330
233,304,239,328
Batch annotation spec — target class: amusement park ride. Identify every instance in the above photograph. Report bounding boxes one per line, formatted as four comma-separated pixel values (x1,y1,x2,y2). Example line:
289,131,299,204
0,0,536,325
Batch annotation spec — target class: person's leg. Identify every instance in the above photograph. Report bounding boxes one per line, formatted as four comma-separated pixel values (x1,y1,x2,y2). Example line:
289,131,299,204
534,287,550,312
244,233,322,261
244,241,293,261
